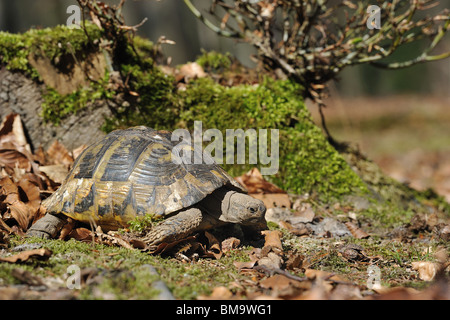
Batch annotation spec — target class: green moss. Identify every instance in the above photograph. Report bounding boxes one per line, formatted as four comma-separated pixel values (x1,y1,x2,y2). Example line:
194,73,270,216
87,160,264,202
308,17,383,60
128,213,164,233
0,24,102,79
196,49,232,73
41,72,115,124
152,249,251,299
101,63,177,131
0,236,162,299
176,77,367,200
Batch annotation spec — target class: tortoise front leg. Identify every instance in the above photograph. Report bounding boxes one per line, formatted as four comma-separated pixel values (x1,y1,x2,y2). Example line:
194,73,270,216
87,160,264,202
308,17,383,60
143,208,214,247
27,213,67,239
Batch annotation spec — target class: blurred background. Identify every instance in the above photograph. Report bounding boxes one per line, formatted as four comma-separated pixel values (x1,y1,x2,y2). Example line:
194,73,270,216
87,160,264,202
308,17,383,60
1,0,449,201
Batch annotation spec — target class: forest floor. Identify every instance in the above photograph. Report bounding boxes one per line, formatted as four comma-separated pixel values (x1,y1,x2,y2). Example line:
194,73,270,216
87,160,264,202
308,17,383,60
0,95,449,300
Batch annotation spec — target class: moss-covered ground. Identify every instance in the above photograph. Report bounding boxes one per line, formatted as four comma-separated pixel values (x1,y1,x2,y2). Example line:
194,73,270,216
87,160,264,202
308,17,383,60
1,227,447,299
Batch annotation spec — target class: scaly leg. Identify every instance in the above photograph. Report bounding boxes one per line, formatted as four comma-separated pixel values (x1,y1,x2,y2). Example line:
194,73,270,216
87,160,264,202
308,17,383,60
27,213,67,239
143,208,216,246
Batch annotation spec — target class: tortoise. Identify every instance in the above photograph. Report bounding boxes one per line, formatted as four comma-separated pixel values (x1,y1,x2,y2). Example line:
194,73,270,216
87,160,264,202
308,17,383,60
27,126,267,246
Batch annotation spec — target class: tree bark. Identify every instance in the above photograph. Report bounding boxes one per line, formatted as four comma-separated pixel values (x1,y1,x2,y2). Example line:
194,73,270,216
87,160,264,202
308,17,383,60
0,67,111,152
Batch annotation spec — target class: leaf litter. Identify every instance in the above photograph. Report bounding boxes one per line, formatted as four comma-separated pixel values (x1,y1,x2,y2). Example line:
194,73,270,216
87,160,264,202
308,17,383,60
0,112,449,300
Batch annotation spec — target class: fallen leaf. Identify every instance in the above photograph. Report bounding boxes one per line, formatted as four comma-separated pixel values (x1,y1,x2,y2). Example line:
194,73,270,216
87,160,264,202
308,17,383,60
198,286,234,300
46,140,74,166
179,62,207,80
233,260,257,270
8,200,35,231
67,227,92,241
221,237,240,253
0,149,32,171
371,286,422,300
235,168,290,209
257,252,283,270
235,168,283,193
294,203,315,222
250,193,291,209
329,284,363,300
204,231,222,259
338,243,371,262
18,178,41,211
304,269,348,283
59,218,76,240
0,113,32,155
38,164,70,184
279,220,310,236
345,222,370,239
411,261,439,281
259,274,304,297
285,252,304,270
261,230,283,250
0,176,20,204
72,144,87,160
0,248,52,263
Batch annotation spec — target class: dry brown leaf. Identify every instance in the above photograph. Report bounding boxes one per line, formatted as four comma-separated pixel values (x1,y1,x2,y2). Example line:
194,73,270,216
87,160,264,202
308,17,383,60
0,149,32,171
411,261,439,281
235,168,290,209
0,176,20,204
58,217,75,240
235,168,286,194
279,220,310,236
204,231,223,259
233,260,257,270
221,237,240,253
258,252,283,270
9,201,34,231
19,172,47,191
32,146,46,165
67,227,93,241
259,274,305,298
0,248,52,263
198,286,234,300
345,222,370,239
2,177,42,231
18,178,41,210
294,203,315,222
261,230,283,250
46,140,74,166
304,269,348,283
371,286,422,300
0,113,32,155
38,164,70,184
179,62,207,80
250,193,291,209
72,144,87,160
285,252,305,270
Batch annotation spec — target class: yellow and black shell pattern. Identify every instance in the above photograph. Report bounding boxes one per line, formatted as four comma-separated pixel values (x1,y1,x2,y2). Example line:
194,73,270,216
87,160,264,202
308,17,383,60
43,126,245,230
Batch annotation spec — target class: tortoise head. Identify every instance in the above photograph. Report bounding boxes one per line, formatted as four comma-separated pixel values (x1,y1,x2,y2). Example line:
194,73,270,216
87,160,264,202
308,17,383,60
219,191,267,229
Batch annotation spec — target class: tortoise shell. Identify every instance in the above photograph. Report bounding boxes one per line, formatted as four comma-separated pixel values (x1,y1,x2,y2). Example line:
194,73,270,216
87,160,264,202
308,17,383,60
43,126,245,230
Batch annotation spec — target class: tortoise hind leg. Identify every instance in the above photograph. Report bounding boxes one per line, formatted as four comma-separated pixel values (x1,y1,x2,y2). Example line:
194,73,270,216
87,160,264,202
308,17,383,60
27,213,67,239
143,208,216,247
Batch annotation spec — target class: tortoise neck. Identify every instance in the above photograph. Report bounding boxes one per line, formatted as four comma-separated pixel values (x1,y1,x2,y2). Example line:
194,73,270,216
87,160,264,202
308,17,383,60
197,187,234,217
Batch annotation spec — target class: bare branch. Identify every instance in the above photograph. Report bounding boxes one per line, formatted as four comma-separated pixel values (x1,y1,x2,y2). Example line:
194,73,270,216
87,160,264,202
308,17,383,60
184,0,450,102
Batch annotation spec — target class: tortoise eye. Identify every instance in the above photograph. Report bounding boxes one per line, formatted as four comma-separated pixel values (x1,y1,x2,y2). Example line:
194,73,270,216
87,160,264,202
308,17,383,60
249,206,258,214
